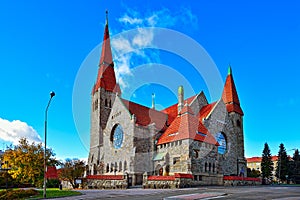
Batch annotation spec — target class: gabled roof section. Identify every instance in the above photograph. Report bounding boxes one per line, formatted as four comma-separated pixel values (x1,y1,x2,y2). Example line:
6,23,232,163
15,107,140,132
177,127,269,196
157,105,218,146
93,11,121,95
162,94,198,125
199,101,217,121
222,67,244,116
121,99,167,131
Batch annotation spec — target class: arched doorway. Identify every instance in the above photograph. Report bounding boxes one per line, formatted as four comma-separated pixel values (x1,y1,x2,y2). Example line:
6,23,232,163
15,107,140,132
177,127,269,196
155,164,163,176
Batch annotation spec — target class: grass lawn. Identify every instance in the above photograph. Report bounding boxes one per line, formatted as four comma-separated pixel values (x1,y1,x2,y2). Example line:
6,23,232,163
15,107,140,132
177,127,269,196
28,188,82,199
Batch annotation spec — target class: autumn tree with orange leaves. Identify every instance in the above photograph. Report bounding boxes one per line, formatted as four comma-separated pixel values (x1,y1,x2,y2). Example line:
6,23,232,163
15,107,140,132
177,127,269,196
2,138,59,187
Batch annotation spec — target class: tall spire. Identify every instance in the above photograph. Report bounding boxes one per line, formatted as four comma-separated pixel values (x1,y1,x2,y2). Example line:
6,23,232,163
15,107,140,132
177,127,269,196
222,66,244,115
93,11,121,95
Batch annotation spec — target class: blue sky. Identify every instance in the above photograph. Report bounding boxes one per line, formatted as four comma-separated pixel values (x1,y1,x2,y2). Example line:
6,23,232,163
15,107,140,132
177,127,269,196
0,1,299,161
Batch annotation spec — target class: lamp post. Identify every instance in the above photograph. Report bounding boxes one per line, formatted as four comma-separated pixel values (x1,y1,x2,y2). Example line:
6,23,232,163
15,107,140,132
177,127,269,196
44,91,55,198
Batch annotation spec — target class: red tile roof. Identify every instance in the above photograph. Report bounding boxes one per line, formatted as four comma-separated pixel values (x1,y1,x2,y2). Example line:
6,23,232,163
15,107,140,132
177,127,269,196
199,102,217,121
246,156,279,163
222,72,244,116
93,15,121,95
121,99,167,131
157,105,218,146
162,95,197,124
162,103,178,125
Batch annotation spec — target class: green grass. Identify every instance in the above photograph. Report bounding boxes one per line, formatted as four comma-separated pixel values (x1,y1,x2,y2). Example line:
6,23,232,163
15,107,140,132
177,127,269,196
28,188,82,199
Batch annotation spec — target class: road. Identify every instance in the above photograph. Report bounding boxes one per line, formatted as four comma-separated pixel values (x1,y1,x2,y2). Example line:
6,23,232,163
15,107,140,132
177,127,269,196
48,185,300,200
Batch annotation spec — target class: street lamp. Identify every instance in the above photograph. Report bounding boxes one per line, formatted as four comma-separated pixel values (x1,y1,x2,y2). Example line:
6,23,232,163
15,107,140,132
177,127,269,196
44,91,55,198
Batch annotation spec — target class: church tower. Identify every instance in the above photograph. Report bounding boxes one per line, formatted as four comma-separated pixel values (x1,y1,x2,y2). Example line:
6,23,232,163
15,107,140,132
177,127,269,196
222,66,246,175
88,11,121,175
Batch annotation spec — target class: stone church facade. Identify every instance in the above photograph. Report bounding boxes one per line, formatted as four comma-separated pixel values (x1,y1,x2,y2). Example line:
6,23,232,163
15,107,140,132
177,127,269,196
87,13,247,186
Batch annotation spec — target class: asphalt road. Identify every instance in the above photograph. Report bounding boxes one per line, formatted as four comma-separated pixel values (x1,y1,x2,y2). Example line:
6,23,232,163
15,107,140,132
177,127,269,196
48,185,300,200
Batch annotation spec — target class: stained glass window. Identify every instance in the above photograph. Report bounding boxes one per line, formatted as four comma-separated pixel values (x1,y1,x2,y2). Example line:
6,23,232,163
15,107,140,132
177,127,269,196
216,132,227,154
112,124,124,149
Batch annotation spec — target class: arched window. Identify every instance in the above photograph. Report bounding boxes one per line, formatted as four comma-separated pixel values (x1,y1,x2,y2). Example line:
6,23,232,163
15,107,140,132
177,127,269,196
237,120,241,127
205,162,208,172
106,164,109,173
110,163,114,172
109,100,112,108
115,162,118,172
215,132,227,154
124,161,127,171
105,99,108,107
119,161,122,172
93,164,97,175
111,124,124,149
213,163,215,173
209,163,212,172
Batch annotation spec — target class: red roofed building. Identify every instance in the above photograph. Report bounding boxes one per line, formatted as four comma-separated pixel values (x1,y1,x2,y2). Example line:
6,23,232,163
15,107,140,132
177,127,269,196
87,12,246,187
247,156,280,181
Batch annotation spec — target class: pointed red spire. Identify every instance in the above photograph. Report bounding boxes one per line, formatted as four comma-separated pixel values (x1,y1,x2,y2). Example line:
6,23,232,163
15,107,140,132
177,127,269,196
222,66,244,116
93,11,121,94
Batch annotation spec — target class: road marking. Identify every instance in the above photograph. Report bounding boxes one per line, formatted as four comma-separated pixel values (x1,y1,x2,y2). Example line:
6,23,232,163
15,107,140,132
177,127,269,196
164,192,226,200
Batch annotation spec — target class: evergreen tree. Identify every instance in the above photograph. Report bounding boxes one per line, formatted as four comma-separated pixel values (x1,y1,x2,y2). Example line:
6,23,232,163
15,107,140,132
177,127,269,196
261,143,274,183
290,149,300,183
276,143,289,182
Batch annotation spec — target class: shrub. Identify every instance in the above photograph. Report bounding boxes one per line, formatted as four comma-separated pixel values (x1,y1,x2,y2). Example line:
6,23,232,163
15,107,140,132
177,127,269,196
47,179,60,188
0,189,38,200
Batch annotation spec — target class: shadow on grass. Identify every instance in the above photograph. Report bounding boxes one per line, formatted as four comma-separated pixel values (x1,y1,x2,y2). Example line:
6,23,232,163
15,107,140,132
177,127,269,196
28,188,82,199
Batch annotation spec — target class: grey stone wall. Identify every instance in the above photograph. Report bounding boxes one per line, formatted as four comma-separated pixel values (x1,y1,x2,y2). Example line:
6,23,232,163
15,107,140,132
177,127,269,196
102,96,135,175
189,92,208,115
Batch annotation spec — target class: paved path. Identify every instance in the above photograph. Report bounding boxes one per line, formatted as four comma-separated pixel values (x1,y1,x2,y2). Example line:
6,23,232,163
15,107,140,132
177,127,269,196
47,186,300,200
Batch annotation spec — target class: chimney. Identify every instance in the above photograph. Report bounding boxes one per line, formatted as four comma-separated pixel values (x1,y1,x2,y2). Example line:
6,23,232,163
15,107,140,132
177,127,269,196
152,93,155,110
178,85,184,114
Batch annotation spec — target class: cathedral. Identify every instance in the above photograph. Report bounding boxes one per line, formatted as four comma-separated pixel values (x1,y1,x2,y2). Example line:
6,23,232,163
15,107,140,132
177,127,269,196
87,13,246,187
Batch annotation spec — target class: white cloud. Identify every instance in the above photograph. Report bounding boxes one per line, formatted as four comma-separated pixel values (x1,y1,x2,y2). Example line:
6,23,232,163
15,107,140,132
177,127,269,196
119,13,143,26
112,7,198,90
132,28,154,47
0,118,42,145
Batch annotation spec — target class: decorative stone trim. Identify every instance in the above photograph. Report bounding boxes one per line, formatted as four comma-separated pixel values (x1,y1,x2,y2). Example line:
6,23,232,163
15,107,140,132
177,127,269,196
223,176,261,186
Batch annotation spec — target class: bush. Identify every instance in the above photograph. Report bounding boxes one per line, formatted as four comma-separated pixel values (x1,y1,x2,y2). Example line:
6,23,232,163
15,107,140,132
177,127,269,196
0,189,38,200
47,179,60,188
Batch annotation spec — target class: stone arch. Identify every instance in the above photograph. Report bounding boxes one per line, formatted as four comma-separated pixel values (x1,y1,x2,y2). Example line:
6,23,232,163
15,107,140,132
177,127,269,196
155,164,163,176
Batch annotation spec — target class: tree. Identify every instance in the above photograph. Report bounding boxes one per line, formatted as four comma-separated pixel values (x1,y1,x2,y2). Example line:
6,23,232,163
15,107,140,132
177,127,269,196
276,143,289,182
247,168,261,178
290,149,300,183
261,143,274,183
2,138,58,187
58,158,85,189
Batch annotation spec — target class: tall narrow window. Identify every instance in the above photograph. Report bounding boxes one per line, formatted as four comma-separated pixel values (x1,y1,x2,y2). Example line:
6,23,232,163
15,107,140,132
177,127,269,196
215,132,227,154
